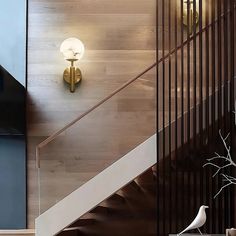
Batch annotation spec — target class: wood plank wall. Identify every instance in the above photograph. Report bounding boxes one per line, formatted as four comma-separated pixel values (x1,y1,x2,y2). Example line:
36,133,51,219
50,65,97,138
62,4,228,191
27,0,156,228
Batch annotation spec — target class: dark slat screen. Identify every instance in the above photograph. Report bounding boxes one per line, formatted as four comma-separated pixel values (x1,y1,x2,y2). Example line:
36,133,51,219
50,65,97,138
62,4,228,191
157,0,236,235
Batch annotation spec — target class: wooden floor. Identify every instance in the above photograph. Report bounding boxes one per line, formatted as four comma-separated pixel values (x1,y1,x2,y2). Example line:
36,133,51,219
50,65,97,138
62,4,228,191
0,229,35,236
27,0,156,228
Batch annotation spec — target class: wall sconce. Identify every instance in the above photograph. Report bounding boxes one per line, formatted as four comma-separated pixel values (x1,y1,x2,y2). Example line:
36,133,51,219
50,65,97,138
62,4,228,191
60,37,85,92
183,0,199,35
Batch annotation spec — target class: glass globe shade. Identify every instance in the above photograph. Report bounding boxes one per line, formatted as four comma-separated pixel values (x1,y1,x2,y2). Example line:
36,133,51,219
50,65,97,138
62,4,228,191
60,37,85,60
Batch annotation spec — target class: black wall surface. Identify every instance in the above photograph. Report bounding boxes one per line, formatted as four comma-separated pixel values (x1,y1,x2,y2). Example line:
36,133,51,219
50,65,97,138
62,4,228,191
0,65,26,228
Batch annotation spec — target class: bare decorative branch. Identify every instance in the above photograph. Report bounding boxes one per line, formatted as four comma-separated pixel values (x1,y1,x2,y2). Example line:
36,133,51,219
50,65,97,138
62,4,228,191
214,174,236,198
203,130,236,198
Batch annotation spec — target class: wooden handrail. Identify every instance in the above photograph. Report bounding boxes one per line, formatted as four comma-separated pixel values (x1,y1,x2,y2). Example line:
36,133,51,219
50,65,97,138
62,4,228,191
36,62,157,167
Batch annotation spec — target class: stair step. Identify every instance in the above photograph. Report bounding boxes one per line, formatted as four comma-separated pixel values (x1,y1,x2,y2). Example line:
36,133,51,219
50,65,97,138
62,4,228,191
129,181,142,191
139,184,157,195
122,180,142,193
135,178,156,189
136,168,156,184
90,206,110,214
105,193,126,204
58,168,157,236
69,218,96,227
89,207,156,220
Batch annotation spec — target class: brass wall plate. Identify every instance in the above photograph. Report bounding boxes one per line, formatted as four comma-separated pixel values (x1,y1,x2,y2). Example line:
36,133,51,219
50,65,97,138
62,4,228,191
63,67,82,84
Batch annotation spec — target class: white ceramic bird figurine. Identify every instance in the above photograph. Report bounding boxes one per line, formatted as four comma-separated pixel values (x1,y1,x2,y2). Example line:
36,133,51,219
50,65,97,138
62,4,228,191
177,205,209,235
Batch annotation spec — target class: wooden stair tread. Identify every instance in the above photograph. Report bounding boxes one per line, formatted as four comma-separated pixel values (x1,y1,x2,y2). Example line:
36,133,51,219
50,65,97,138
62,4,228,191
69,218,96,227
122,180,142,193
105,193,125,203
90,206,110,214
135,169,156,183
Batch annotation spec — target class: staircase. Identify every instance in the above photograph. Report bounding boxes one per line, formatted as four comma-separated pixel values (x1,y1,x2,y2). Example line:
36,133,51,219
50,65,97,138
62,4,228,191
0,165,156,236
33,61,157,236
0,0,235,234
36,134,156,236
32,54,233,235
57,165,157,236
31,0,235,230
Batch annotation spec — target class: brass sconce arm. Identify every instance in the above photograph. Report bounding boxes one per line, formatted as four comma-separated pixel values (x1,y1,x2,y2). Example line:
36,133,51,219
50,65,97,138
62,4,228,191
63,59,82,93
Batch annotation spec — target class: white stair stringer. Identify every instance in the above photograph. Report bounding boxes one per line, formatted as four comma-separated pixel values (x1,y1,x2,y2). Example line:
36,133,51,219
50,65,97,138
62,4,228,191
35,134,157,236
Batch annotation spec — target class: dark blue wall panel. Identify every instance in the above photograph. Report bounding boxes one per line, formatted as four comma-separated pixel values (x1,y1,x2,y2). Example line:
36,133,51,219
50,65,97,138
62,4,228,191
0,136,26,228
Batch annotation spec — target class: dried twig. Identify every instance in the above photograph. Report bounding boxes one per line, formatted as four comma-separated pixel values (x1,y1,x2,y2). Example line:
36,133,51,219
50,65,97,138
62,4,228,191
203,130,236,198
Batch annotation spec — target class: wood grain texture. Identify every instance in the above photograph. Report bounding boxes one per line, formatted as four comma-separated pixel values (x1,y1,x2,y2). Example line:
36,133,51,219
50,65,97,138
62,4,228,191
27,0,156,228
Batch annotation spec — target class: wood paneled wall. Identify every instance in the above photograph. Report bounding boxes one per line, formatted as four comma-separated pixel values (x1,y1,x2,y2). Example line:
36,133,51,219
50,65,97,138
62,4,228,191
27,0,156,228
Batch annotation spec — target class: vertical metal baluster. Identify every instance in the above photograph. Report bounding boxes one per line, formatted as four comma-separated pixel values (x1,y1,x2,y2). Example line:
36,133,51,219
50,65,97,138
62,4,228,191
217,0,223,232
206,1,210,144
217,0,222,131
186,0,191,225
228,3,233,227
211,0,216,137
162,0,166,234
214,2,220,232
180,0,185,229
156,0,159,234
210,0,216,233
174,0,178,232
223,0,228,130
223,0,229,230
229,0,235,228
199,0,203,211
199,0,203,149
168,0,172,233
187,1,191,146
205,0,210,231
192,0,197,224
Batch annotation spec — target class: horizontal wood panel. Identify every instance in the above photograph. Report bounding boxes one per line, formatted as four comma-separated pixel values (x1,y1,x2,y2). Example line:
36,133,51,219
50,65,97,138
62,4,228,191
29,0,155,14
29,14,155,27
28,0,156,229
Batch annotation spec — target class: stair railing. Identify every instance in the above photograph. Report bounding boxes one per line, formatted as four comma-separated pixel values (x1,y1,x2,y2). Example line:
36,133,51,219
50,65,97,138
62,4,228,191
35,13,223,169
35,4,234,219
36,60,157,215
35,62,157,168
35,4,232,168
